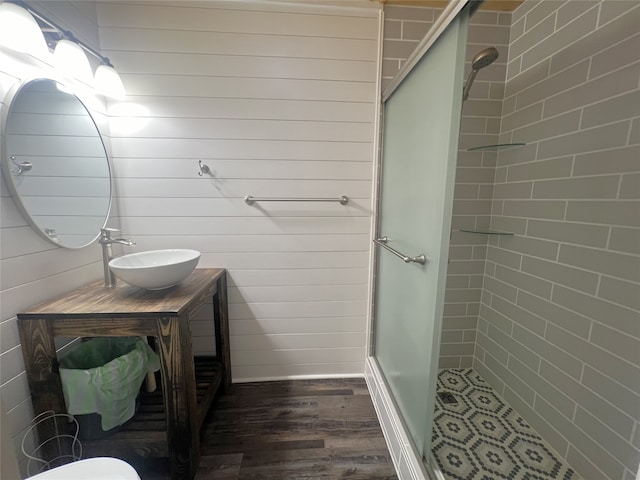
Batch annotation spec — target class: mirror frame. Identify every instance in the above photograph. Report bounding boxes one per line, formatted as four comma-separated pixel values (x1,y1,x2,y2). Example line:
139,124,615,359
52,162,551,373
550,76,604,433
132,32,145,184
1,77,112,249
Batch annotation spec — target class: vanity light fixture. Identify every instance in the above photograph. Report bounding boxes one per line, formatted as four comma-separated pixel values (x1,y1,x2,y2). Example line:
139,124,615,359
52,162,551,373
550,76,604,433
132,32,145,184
0,2,48,60
2,0,126,98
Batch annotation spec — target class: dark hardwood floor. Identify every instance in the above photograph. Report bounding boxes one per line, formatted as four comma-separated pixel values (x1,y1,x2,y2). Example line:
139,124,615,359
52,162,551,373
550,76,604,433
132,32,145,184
133,378,398,480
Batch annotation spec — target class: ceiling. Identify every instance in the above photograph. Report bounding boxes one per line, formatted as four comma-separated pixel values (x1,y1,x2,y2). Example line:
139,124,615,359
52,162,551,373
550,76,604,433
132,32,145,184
378,0,524,11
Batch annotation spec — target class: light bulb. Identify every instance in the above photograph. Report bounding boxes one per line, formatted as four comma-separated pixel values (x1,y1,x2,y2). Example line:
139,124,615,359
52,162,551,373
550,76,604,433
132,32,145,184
54,38,93,85
95,63,126,99
0,2,49,59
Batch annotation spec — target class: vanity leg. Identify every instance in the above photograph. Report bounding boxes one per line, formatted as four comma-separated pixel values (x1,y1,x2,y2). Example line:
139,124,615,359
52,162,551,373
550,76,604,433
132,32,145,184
213,272,231,390
17,318,67,459
156,316,199,479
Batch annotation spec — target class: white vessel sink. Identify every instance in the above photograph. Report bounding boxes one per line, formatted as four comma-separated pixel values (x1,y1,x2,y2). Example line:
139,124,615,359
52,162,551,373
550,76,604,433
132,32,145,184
109,249,201,290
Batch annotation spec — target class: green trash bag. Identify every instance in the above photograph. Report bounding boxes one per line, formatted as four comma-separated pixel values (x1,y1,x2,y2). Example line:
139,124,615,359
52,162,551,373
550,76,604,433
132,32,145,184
58,337,160,431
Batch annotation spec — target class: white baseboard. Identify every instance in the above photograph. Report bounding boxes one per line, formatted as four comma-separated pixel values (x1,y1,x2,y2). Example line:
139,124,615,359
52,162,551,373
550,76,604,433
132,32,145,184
365,356,442,480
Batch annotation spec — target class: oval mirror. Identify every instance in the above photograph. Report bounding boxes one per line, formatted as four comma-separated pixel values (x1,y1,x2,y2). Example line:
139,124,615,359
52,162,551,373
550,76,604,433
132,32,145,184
2,78,111,249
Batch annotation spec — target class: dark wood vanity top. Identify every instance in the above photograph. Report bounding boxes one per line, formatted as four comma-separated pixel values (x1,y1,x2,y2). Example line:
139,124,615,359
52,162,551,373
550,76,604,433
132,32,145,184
18,268,225,318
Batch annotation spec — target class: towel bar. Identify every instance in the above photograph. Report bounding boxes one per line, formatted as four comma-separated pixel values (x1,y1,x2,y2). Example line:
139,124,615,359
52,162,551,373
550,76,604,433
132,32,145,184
244,195,349,205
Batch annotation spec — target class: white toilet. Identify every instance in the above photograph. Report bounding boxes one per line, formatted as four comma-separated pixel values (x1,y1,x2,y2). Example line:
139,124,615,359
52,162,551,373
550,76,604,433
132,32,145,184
27,457,141,480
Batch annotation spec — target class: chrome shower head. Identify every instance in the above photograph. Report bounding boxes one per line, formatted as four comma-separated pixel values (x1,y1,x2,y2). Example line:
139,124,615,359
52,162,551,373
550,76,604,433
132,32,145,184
462,47,499,101
471,47,499,70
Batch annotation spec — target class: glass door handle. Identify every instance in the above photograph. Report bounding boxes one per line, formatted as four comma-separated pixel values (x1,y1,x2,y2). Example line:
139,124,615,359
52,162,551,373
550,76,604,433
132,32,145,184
374,237,427,265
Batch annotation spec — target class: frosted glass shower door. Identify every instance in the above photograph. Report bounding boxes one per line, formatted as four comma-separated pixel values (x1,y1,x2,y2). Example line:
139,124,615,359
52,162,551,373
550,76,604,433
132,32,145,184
373,12,468,458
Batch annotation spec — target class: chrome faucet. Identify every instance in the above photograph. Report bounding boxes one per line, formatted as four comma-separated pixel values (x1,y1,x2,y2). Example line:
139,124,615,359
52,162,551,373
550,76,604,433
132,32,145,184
99,228,135,287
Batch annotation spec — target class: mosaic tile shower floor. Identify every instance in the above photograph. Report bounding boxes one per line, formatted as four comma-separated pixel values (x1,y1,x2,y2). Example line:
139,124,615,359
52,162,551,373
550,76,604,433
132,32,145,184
431,368,581,480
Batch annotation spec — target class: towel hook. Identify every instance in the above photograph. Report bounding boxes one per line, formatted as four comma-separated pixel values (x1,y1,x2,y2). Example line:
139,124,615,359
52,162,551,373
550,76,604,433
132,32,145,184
10,155,32,175
198,160,211,176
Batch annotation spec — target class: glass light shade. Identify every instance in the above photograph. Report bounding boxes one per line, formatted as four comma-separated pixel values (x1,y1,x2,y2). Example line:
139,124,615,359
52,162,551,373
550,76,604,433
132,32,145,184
54,38,94,85
95,63,126,99
0,3,49,59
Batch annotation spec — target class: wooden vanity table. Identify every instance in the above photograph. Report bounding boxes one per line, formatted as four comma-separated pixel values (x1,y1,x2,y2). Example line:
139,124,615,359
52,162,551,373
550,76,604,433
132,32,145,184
17,268,230,480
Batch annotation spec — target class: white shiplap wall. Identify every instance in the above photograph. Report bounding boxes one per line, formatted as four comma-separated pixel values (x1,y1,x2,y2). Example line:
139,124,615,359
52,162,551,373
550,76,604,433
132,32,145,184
97,1,381,381
0,2,117,474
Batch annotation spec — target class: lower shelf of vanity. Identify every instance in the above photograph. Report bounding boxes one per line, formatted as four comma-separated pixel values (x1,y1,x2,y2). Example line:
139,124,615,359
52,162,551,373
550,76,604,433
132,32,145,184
82,356,222,459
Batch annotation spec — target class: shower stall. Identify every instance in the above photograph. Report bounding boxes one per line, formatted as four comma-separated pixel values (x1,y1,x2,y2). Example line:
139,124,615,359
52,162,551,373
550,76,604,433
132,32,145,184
367,4,577,477
369,0,639,479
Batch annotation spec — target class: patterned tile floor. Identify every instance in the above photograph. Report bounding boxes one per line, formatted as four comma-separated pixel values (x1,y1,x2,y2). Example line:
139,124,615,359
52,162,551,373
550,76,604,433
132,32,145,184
431,368,581,480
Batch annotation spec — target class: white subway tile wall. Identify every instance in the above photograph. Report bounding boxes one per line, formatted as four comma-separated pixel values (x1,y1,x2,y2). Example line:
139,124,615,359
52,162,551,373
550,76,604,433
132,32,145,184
382,6,512,369
97,2,380,382
478,2,640,480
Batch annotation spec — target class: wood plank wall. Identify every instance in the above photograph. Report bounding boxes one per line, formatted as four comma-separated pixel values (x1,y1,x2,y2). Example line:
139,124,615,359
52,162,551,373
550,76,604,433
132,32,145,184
97,1,381,382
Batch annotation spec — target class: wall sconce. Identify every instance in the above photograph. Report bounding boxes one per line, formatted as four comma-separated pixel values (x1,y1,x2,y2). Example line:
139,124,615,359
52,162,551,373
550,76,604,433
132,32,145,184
0,1,126,99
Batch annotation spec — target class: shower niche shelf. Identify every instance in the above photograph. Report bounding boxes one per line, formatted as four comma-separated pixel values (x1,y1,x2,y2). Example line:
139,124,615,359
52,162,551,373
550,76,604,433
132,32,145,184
459,229,514,236
466,142,526,152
